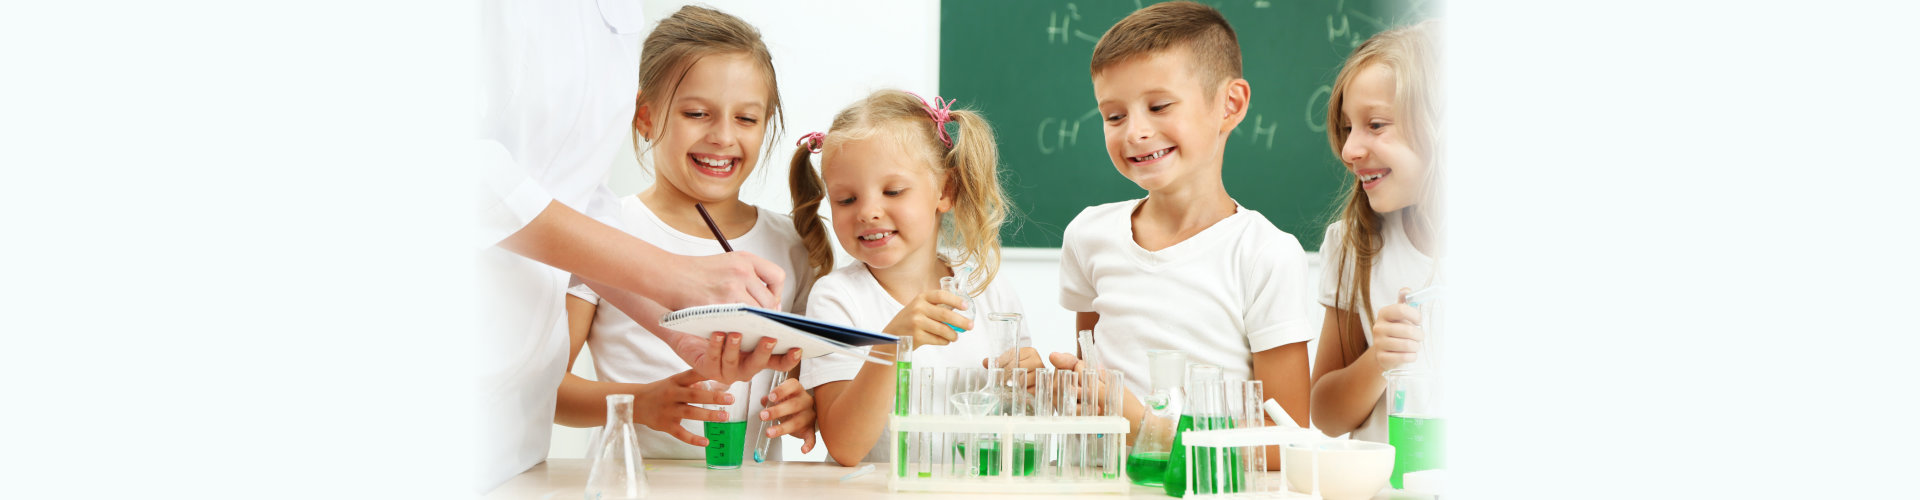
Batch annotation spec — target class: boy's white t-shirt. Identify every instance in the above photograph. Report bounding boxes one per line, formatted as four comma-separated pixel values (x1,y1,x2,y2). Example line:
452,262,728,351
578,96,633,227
800,260,1031,463
1316,212,1438,443
567,195,814,460
1058,198,1316,399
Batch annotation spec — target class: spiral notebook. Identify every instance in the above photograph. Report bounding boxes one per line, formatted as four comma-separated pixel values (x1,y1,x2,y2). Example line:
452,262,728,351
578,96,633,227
660,304,898,365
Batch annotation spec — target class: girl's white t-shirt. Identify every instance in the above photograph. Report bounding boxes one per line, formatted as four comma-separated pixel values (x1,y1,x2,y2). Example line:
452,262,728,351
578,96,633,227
1316,212,1438,443
800,261,1032,463
1057,198,1317,399
567,195,814,459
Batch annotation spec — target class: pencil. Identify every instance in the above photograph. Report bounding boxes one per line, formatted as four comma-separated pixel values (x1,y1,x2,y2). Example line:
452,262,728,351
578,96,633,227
694,203,734,252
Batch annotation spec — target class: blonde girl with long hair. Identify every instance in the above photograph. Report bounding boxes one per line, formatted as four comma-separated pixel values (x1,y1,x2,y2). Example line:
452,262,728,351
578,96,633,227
788,90,1041,466
553,5,818,459
1308,20,1445,442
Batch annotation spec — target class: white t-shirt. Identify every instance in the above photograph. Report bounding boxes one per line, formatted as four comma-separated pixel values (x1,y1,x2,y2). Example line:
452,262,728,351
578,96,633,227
474,0,643,492
800,261,1032,463
1058,198,1316,399
568,196,814,459
1315,212,1438,443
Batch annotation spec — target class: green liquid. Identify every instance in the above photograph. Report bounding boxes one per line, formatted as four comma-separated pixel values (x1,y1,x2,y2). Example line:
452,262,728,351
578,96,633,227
894,360,911,478
703,420,747,469
953,440,1038,476
1163,414,1244,498
1388,413,1445,489
1127,452,1170,486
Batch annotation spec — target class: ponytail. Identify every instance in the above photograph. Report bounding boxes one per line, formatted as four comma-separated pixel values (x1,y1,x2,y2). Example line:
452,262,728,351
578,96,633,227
789,134,834,281
941,108,1008,298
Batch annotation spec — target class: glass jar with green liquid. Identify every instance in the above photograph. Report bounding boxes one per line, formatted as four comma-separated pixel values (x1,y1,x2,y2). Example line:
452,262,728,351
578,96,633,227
1163,363,1243,498
1125,350,1186,486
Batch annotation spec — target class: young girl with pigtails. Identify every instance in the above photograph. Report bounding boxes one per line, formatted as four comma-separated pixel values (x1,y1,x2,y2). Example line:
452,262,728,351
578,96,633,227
788,90,1043,466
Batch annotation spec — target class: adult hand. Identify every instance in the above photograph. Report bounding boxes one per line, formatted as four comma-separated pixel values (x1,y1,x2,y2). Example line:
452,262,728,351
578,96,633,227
661,252,786,310
669,332,803,384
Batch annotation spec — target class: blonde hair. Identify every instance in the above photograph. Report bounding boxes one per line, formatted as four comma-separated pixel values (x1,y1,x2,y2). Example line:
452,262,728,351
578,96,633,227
633,6,783,163
1090,1,1242,93
789,90,1010,296
1324,20,1444,365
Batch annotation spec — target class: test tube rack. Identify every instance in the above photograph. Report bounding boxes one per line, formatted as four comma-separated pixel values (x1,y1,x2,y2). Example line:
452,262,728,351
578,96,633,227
1180,426,1328,499
887,414,1131,493
886,366,1132,494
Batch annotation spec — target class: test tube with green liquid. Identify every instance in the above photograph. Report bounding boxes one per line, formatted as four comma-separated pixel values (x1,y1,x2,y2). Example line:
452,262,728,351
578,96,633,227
894,336,913,478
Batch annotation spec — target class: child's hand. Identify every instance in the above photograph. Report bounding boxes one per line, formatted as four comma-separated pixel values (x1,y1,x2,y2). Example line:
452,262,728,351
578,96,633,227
984,347,1043,371
1372,287,1426,372
633,369,732,447
881,289,973,347
674,332,804,384
758,377,818,453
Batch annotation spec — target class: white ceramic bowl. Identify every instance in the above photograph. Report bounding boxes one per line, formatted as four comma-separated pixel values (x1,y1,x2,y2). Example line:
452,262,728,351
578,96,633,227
1314,440,1395,500
1283,442,1315,493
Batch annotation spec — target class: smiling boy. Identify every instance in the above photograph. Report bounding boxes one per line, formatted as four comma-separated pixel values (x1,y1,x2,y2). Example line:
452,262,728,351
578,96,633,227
1055,2,1315,448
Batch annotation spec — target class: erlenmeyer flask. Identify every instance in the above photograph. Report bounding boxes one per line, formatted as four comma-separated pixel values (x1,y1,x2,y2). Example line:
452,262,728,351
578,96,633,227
1127,350,1186,486
585,394,647,500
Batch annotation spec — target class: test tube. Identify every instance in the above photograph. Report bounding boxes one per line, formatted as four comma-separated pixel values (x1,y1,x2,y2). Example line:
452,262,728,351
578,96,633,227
1242,380,1267,493
893,337,913,479
1055,369,1080,480
932,367,952,479
1103,370,1126,480
942,366,963,477
749,370,785,464
914,366,935,479
1010,368,1033,479
1033,368,1054,479
985,367,1006,477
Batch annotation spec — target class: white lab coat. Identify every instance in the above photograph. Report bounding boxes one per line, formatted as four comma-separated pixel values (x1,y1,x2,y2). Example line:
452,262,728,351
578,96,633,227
475,0,645,493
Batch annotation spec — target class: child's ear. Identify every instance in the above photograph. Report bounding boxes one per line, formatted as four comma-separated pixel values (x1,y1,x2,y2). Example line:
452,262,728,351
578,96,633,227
1218,78,1251,135
935,174,958,214
632,93,656,141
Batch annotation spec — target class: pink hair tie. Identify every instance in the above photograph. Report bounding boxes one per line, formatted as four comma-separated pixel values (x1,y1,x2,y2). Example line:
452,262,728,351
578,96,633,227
797,131,826,154
906,92,956,149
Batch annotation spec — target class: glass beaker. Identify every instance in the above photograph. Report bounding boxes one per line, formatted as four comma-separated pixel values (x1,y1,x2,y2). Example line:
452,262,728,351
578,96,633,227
1127,350,1187,486
585,394,647,500
1386,368,1445,489
699,380,752,470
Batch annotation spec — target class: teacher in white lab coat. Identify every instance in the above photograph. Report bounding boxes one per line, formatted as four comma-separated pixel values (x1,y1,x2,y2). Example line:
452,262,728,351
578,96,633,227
476,0,795,492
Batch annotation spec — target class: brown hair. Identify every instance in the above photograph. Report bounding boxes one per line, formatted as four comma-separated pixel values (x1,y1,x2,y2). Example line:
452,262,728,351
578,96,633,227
789,90,1010,296
633,6,783,163
1089,1,1243,93
1325,20,1443,365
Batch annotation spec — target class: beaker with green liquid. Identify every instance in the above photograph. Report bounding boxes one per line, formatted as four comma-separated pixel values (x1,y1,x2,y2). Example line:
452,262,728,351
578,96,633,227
1126,350,1186,487
701,380,752,470
1386,367,1444,489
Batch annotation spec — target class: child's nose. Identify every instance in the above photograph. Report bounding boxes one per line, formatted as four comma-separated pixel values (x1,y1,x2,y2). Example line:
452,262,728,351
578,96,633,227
707,123,735,146
1342,134,1368,165
1126,119,1153,142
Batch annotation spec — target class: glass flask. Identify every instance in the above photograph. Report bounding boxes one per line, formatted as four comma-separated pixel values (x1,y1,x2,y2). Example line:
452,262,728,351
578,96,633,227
584,394,647,500
1127,350,1186,486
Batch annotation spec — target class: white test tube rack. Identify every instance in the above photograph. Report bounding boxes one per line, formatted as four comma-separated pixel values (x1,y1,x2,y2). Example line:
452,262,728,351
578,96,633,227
887,414,1131,494
1179,426,1328,499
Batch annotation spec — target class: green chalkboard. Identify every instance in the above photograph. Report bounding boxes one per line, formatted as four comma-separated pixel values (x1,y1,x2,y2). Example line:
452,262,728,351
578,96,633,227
941,0,1433,249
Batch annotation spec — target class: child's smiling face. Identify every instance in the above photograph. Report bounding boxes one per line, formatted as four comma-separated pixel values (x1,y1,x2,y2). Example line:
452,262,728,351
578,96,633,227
1093,46,1234,194
1338,62,1427,214
821,128,952,270
638,52,771,205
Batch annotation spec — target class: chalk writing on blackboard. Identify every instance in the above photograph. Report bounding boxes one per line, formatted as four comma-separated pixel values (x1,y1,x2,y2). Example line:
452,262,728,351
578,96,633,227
1037,108,1100,155
1047,3,1101,45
